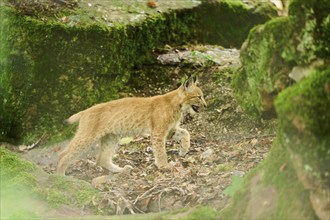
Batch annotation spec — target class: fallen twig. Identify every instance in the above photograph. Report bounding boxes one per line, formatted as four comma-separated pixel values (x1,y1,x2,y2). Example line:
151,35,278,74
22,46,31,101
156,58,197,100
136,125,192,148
134,184,159,205
19,133,47,152
115,191,135,214
243,133,276,140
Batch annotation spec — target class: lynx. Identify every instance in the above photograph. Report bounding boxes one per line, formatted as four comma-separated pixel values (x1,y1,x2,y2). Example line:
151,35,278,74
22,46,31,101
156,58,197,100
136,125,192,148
56,77,206,175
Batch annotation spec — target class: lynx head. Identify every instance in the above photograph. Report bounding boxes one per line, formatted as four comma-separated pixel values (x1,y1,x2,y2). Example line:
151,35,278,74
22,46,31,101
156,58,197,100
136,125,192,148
180,76,207,115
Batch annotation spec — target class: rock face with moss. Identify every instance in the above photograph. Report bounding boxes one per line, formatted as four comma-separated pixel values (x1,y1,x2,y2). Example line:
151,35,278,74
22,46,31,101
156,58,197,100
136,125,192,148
0,0,275,142
222,0,330,218
0,147,102,218
221,66,330,219
233,0,330,117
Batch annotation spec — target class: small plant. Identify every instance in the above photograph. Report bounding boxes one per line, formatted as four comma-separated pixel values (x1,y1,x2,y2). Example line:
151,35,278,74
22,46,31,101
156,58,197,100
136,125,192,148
188,50,216,67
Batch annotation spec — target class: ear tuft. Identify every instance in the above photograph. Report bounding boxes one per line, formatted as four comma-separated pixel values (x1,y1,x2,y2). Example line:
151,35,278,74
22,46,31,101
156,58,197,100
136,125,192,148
183,77,195,90
192,75,198,85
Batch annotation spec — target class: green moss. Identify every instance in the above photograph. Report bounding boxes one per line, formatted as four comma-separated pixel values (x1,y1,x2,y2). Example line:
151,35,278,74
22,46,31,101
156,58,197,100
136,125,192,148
275,67,330,138
283,0,330,64
219,164,257,218
37,175,101,209
0,147,37,189
233,17,294,117
0,6,189,143
220,67,329,219
233,0,330,118
43,181,97,209
215,163,233,172
275,67,330,186
223,175,244,197
0,147,103,216
193,0,275,47
263,137,316,219
7,209,39,219
219,136,316,219
156,206,217,220
178,206,217,220
219,0,329,218
0,148,40,219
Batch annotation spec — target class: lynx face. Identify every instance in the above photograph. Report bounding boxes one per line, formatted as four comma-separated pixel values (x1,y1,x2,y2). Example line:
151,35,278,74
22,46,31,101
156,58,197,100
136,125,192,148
181,78,207,115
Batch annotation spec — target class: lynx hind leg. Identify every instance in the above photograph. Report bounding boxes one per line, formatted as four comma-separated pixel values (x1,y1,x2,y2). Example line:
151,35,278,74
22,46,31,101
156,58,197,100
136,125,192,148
56,137,93,175
173,127,190,156
96,135,131,173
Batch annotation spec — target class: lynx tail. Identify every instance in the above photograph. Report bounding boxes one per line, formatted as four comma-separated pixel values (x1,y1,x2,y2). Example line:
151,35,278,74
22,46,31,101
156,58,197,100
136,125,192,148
64,112,83,125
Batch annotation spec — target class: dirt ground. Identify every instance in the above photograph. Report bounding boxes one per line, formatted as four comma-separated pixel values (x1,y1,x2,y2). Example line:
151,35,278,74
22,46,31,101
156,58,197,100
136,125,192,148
14,45,277,215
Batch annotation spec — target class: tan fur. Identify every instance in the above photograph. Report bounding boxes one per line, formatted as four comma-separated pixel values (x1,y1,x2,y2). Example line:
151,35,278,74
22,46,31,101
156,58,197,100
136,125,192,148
56,77,206,175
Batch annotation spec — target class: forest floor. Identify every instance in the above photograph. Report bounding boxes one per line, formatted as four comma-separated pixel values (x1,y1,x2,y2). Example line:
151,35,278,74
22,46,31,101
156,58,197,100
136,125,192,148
5,44,278,217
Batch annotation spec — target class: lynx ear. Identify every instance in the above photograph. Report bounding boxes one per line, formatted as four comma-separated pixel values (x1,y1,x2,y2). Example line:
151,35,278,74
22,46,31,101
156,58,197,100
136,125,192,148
183,77,195,90
183,75,198,90
192,75,198,85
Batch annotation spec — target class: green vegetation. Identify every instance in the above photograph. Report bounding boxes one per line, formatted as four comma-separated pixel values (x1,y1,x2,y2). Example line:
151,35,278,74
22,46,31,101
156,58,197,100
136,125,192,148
1,147,41,219
223,175,243,197
0,147,103,218
0,147,37,188
215,163,233,172
179,206,217,220
38,175,100,209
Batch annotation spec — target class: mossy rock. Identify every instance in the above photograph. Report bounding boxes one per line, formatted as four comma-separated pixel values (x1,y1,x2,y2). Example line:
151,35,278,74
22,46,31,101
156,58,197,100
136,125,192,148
219,139,317,219
233,0,330,118
219,66,329,219
193,0,276,48
285,0,330,64
275,67,330,216
0,147,103,218
233,17,295,118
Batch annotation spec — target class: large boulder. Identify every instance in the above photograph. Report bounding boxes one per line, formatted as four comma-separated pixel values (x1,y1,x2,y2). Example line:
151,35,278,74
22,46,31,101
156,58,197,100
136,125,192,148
233,0,330,118
220,66,330,219
221,0,330,218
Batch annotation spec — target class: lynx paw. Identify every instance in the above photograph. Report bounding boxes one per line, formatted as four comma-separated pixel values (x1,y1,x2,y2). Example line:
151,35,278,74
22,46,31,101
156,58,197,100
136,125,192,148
156,161,177,171
122,165,133,174
107,163,132,173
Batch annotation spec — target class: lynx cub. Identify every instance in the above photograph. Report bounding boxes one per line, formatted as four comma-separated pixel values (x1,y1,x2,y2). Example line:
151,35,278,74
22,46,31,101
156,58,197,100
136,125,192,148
57,77,206,175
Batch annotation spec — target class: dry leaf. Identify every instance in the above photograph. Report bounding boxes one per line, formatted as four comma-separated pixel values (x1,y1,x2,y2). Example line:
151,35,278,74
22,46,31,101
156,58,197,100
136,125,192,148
251,138,258,146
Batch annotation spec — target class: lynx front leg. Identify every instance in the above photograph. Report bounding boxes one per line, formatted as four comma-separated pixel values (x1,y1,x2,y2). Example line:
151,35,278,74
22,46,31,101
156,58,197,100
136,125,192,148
173,127,190,156
96,135,131,173
152,132,169,168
